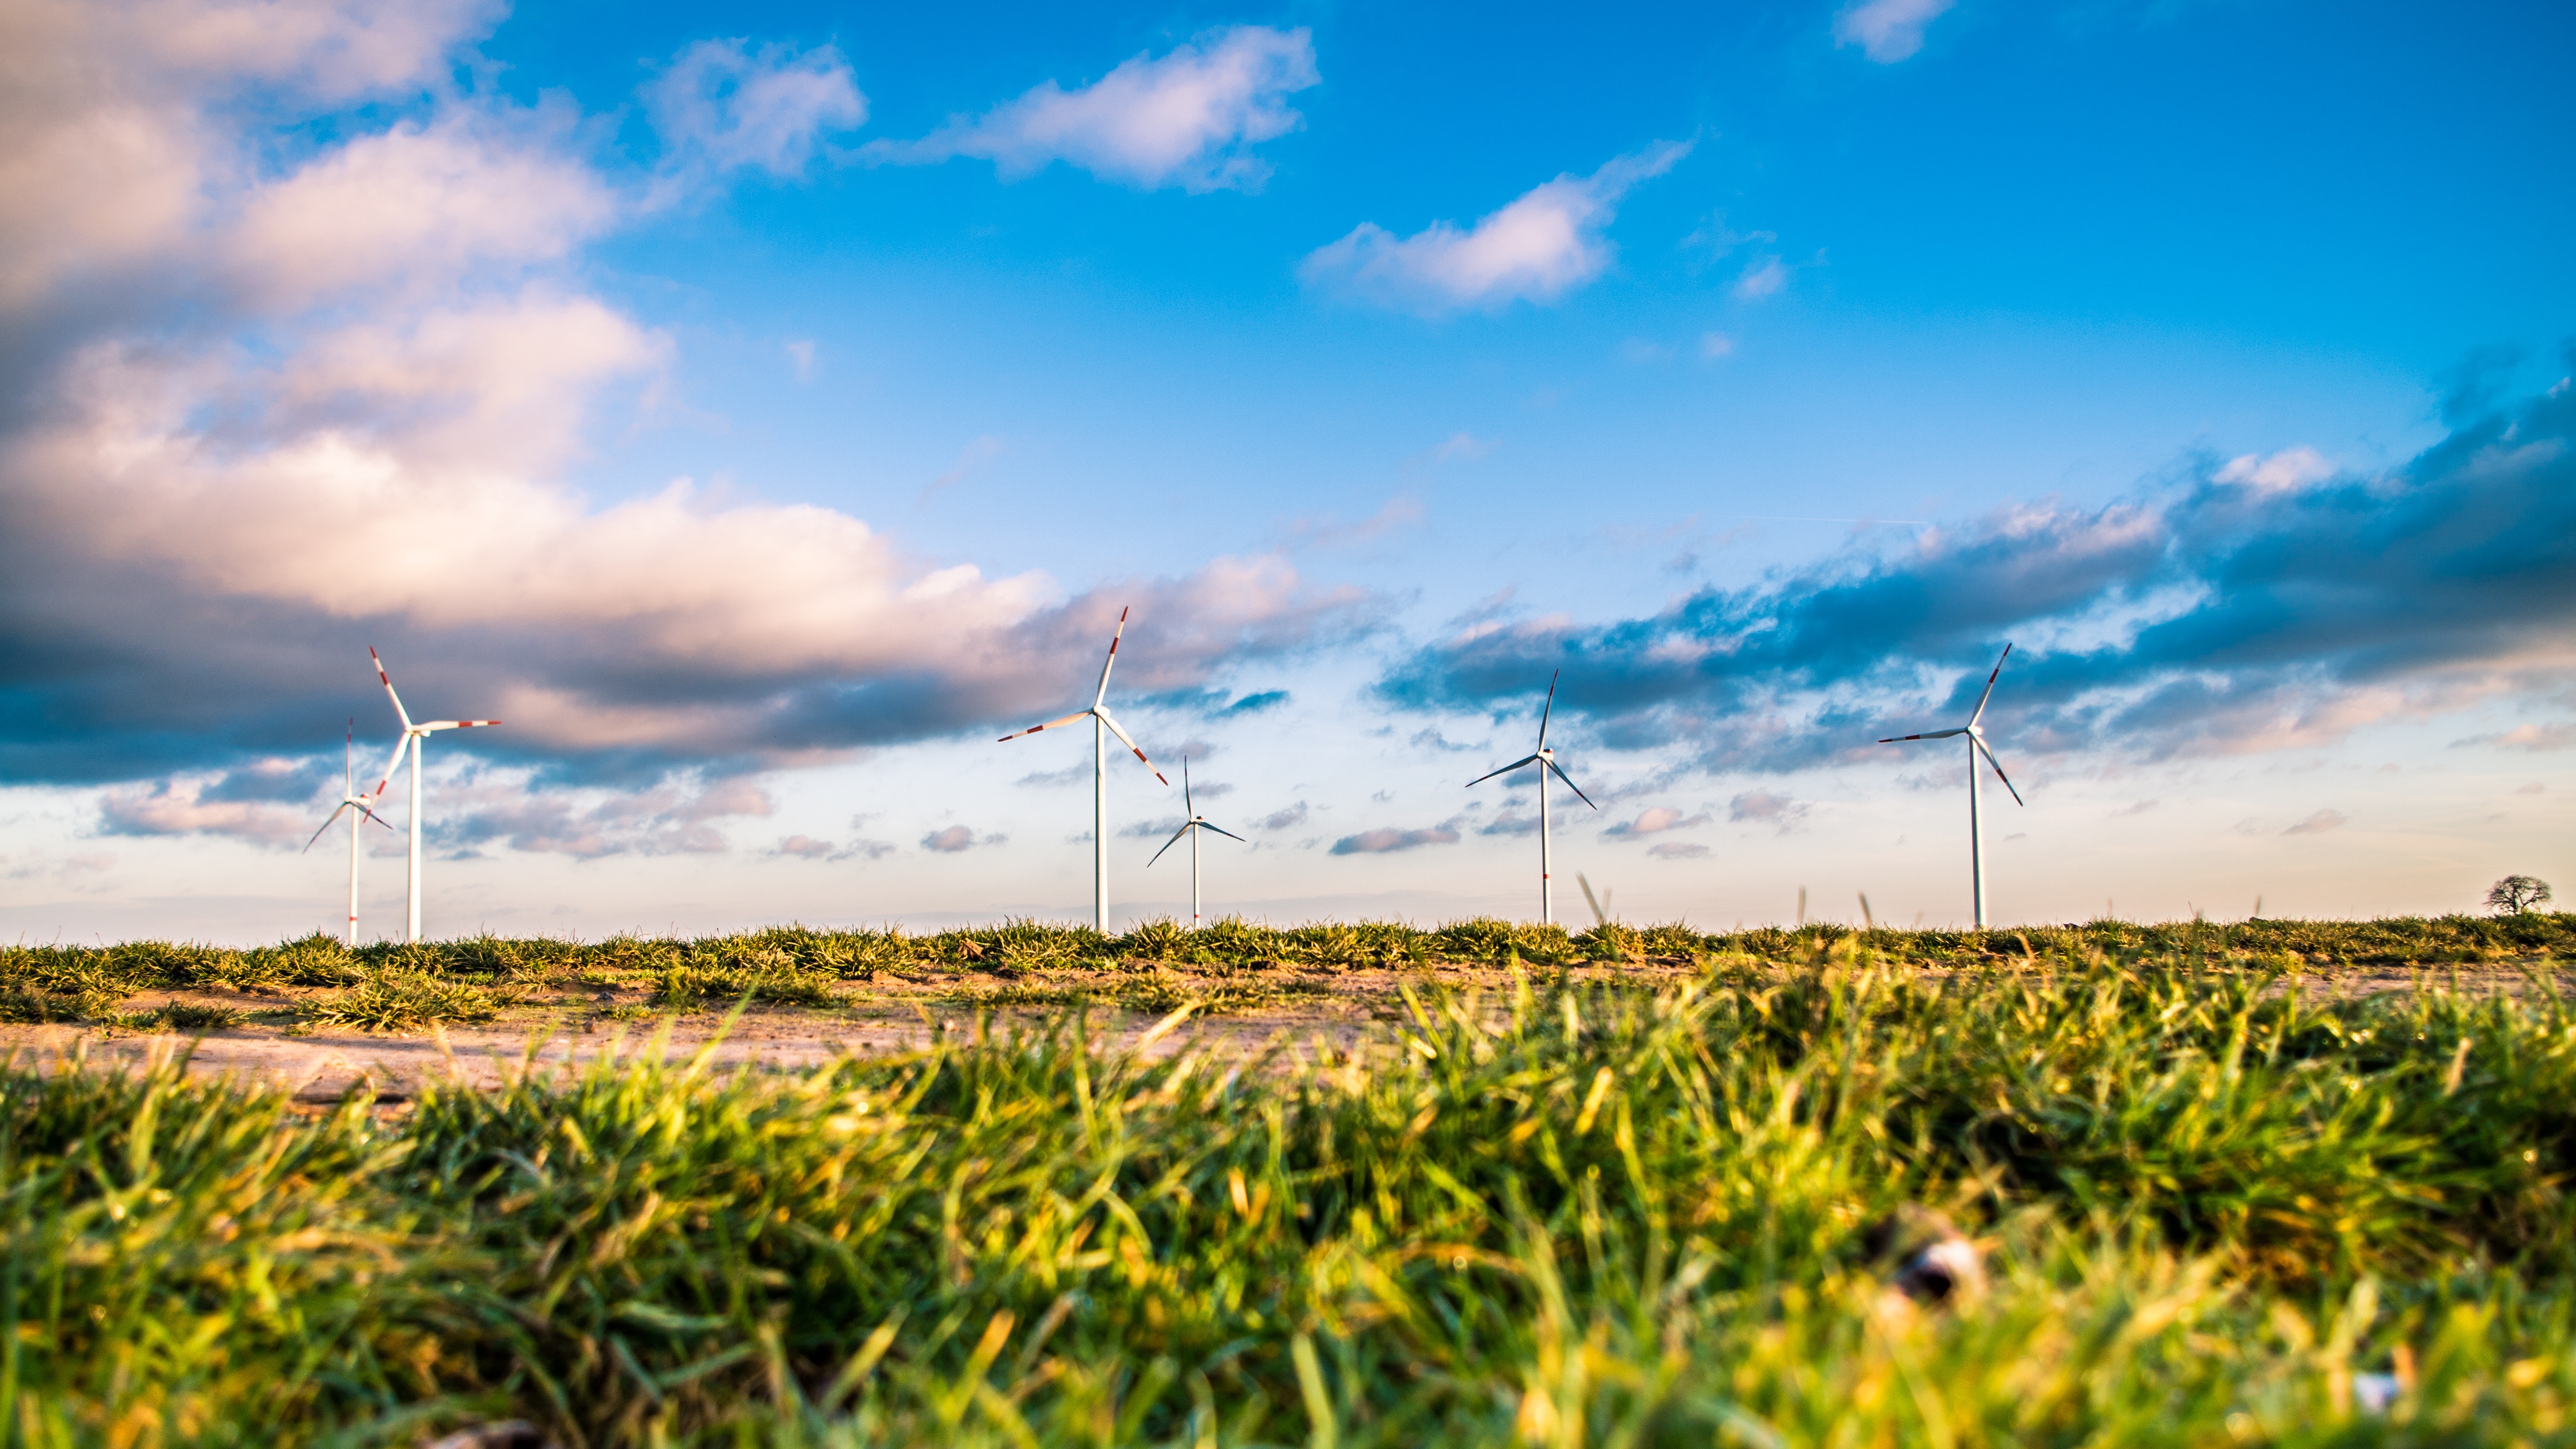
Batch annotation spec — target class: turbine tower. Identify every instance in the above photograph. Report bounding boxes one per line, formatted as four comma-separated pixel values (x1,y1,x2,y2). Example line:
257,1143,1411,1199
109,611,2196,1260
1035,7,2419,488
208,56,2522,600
998,607,1168,932
1148,757,1245,927
1878,643,2025,928
1466,670,1596,925
303,718,395,946
365,648,499,944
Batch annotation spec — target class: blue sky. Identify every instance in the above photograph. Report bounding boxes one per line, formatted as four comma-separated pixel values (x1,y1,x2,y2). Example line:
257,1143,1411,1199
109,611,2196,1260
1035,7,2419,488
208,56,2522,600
1,0,2568,940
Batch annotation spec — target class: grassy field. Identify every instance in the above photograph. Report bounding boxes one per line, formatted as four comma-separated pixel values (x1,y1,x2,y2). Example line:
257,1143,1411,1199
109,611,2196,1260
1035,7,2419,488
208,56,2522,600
5,918,2576,1444
4,912,2571,1032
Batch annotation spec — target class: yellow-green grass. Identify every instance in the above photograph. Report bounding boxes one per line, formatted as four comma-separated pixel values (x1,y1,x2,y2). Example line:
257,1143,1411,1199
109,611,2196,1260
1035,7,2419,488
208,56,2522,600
7,944,2576,1444
0,913,2567,1032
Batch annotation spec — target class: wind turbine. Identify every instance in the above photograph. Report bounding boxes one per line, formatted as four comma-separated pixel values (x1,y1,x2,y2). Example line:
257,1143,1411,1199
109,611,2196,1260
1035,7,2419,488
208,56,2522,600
1466,670,1596,926
998,607,1168,932
365,648,499,945
303,718,396,946
1877,643,2024,929
1147,757,1245,927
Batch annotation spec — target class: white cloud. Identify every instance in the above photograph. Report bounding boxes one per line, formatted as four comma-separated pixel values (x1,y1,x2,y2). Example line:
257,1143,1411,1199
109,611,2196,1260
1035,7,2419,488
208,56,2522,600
229,111,616,308
2283,808,2347,836
0,0,504,309
1699,332,1737,358
1603,806,1709,839
1835,0,1957,63
1301,141,1690,313
2215,446,2335,494
648,38,866,179
865,27,1316,192
1733,256,1789,301
784,339,815,380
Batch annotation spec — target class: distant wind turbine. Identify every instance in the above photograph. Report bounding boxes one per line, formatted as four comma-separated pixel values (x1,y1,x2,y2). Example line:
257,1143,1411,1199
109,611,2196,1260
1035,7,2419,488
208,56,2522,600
998,607,1168,932
1877,643,2024,928
303,718,396,946
1467,670,1596,926
1148,757,1245,927
366,648,499,945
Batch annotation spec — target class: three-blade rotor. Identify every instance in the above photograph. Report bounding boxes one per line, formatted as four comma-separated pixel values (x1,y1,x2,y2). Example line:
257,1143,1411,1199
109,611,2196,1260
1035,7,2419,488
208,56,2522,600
997,607,1170,785
1466,670,1597,809
1876,643,2023,804
366,647,501,797
1149,757,1243,866
305,718,396,851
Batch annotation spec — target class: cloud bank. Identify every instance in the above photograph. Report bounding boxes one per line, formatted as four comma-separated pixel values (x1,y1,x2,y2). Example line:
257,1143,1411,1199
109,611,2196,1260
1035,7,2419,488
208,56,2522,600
0,1,1375,856
1378,370,2576,769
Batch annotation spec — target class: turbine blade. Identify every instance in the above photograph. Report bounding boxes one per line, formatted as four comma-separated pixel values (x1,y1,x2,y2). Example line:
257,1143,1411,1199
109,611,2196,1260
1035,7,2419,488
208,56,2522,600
419,720,499,731
1579,873,1606,928
366,737,409,800
1877,728,1968,743
1968,642,2013,727
998,710,1090,742
1537,669,1560,749
1974,735,2026,806
358,800,397,832
1093,605,1130,709
370,647,414,732
302,802,352,852
1147,821,1191,866
1095,709,1168,785
1182,756,1193,814
1545,756,1597,810
1466,754,1542,788
344,718,353,793
1200,823,1247,843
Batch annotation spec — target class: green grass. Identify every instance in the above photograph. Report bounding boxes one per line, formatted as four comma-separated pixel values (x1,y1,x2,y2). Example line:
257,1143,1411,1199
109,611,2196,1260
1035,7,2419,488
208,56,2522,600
7,941,2576,1443
1,913,2566,1029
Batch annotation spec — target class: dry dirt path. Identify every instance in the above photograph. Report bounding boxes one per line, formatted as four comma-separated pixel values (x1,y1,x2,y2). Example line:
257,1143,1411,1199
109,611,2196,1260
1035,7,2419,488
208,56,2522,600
5,958,2556,1105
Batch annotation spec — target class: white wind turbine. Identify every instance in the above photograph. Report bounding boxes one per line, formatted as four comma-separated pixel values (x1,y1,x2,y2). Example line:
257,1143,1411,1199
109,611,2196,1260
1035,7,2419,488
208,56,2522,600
365,647,500,945
1147,757,1245,927
303,718,396,946
1466,670,1596,926
1877,642,2024,928
998,607,1168,932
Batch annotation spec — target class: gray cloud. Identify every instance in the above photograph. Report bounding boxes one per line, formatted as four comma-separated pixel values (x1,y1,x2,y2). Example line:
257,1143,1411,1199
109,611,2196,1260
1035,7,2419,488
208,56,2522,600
1375,364,2576,769
923,825,1000,853
1329,824,1460,855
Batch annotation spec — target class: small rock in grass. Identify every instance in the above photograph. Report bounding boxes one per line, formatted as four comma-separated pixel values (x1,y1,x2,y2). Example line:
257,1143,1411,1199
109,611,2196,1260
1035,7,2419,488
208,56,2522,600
424,1423,553,1449
1862,1205,1985,1305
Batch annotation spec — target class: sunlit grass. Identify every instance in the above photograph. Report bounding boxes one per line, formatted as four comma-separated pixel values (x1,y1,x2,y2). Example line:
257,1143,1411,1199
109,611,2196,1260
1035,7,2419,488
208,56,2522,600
5,944,2576,1442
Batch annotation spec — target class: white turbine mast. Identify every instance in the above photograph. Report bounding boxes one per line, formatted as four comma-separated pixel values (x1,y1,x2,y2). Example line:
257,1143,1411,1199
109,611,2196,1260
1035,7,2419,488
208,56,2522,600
1466,670,1597,926
1147,756,1246,927
302,717,396,946
997,606,1168,933
1877,642,2025,929
365,648,499,945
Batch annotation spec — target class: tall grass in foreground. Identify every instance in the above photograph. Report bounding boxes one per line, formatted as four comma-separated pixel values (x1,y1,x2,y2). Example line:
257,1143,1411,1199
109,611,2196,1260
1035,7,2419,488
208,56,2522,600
8,949,2576,1444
